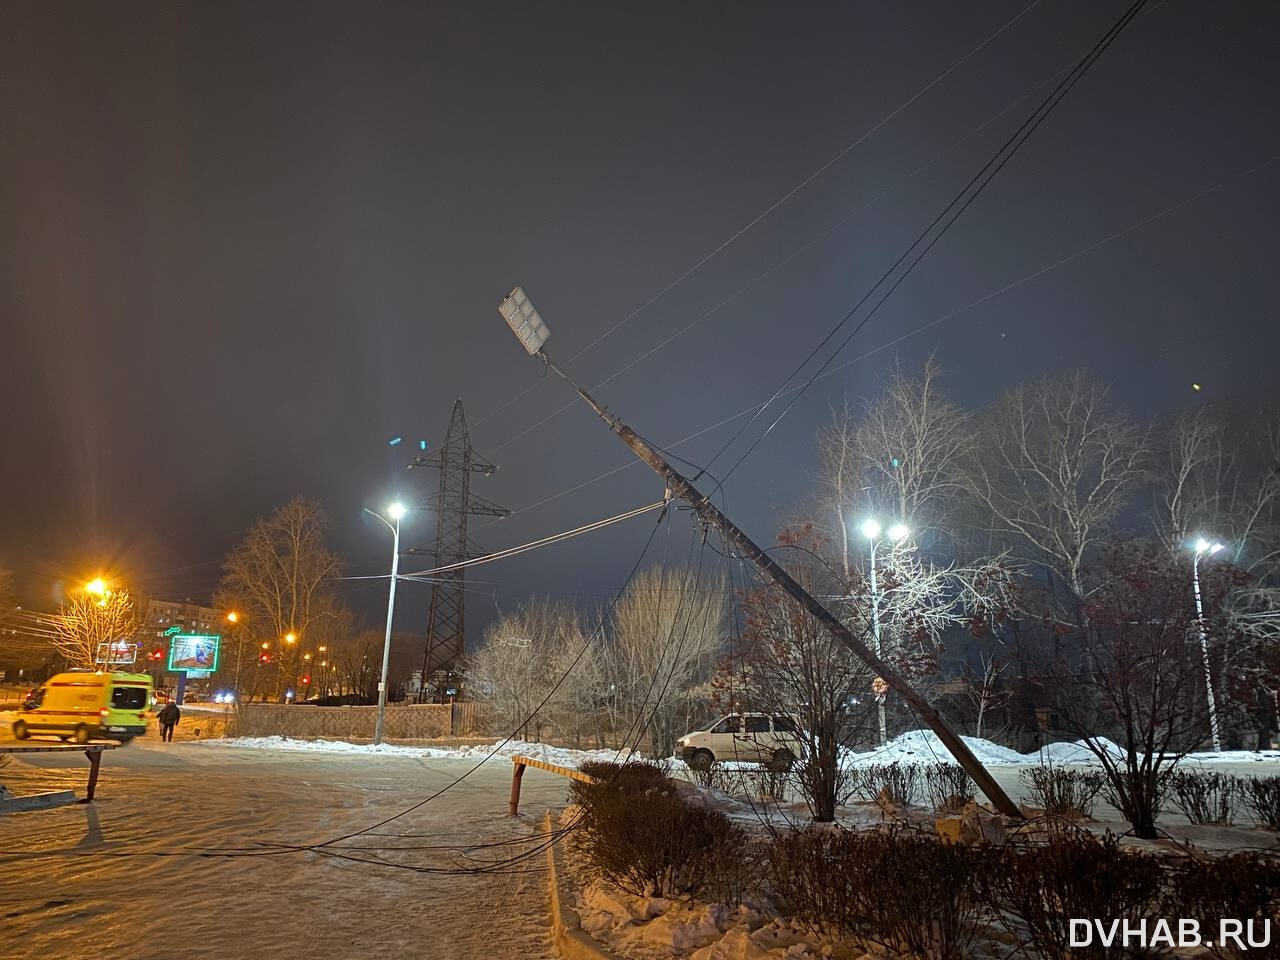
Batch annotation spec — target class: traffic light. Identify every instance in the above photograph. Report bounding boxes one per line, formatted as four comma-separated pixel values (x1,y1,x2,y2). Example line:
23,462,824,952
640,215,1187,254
259,652,271,664
302,676,311,685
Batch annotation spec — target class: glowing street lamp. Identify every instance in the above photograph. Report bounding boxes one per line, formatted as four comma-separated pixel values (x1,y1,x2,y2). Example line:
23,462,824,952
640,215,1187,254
226,611,239,624
365,501,409,745
85,578,108,596
858,518,911,746
1191,537,1226,752
285,633,297,645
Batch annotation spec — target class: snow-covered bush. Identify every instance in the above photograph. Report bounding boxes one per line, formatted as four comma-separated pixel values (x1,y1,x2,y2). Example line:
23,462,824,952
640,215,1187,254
1168,770,1241,825
770,827,998,960
1019,765,1105,819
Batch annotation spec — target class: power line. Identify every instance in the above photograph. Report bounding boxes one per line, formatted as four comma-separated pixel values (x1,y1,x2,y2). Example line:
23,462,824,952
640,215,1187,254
474,148,1274,533
332,500,667,582
471,0,1045,434
701,0,1151,490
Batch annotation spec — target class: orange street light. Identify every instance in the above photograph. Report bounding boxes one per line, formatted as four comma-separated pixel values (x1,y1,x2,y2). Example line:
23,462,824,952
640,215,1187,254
285,633,297,644
261,641,270,650
226,611,239,623
85,578,108,596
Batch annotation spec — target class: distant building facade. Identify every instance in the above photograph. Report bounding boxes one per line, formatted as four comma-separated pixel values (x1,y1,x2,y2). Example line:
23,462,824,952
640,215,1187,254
136,598,222,643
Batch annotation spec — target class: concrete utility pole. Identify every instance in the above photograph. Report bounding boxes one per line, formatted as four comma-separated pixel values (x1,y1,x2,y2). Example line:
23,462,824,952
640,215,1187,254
497,287,1023,820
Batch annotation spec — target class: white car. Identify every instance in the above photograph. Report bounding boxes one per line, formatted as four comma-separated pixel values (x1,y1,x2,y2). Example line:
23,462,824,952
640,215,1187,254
676,713,802,771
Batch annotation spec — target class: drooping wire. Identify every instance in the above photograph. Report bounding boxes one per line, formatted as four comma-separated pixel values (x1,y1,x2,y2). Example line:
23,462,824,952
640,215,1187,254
697,0,1151,491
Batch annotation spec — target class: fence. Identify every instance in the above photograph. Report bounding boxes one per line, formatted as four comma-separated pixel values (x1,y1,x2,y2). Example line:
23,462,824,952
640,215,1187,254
226,701,492,741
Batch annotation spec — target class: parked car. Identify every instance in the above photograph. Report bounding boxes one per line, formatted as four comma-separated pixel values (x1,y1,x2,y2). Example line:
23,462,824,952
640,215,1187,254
676,712,802,771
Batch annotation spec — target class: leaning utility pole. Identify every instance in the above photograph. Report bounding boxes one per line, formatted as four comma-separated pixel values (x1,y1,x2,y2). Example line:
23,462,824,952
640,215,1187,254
498,286,1022,819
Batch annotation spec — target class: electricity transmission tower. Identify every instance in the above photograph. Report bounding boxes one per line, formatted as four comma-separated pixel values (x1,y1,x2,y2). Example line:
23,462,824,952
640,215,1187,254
408,398,509,702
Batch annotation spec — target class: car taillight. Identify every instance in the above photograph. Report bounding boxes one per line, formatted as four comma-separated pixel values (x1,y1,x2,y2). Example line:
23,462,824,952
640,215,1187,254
99,708,110,717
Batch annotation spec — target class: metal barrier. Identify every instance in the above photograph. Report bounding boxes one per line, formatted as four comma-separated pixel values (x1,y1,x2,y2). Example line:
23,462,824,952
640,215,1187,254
0,742,120,805
509,754,597,815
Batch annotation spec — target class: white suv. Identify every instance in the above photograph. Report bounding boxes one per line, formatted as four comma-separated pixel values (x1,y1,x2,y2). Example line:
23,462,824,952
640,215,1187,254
676,713,802,771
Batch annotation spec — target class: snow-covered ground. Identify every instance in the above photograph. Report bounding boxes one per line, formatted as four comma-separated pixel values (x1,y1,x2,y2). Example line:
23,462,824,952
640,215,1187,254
195,735,635,768
0,738,575,959
682,729,1280,770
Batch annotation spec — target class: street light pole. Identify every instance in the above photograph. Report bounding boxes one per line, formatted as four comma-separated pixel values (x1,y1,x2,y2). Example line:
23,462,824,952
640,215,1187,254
860,519,908,746
1192,538,1225,752
367,503,407,746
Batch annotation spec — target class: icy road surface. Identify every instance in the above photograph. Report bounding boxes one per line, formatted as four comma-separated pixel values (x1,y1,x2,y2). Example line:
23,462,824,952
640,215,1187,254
0,738,571,960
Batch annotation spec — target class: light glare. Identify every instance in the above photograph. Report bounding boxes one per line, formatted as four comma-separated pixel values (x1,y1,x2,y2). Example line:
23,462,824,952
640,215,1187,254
860,518,881,540
388,502,407,520
887,523,910,541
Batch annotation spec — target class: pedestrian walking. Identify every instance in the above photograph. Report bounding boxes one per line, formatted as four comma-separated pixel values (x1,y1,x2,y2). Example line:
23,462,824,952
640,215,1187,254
158,700,181,742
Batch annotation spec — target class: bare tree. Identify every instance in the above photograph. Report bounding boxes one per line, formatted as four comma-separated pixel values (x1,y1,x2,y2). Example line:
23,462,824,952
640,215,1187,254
728,531,874,822
1026,541,1235,838
1153,408,1280,739
612,565,727,759
51,586,141,670
958,651,1012,740
467,598,588,742
218,497,342,701
1154,407,1280,567
818,356,974,576
963,372,1149,605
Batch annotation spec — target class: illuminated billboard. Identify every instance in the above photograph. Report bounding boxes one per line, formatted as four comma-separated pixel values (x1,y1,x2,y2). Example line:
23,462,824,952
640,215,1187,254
167,634,220,675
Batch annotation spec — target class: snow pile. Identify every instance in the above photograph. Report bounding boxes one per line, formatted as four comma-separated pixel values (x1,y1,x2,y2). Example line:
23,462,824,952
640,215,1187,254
843,729,1026,768
576,879,836,960
1028,738,1124,764
194,735,635,768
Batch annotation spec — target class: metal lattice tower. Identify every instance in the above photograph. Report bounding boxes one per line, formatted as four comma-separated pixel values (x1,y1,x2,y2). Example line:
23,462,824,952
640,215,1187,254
408,398,509,701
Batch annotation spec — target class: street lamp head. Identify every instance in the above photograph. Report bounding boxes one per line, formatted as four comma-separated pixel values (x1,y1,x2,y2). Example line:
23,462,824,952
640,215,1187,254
226,611,239,623
887,523,910,542
387,502,407,520
498,286,551,355
85,578,107,596
1193,537,1226,556
859,518,882,540
285,633,297,644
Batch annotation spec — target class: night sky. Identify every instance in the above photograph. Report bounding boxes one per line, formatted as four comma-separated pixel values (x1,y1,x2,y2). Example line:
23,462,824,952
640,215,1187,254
3,1,1278,641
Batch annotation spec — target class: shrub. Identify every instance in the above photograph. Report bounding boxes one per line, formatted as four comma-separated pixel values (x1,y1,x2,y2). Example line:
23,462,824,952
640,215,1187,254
1241,775,1280,831
1019,765,1105,818
1168,770,1240,825
984,833,1165,960
923,763,975,812
573,760,676,803
770,827,997,960
571,761,750,900
1165,852,1280,960
1100,766,1171,835
851,763,920,808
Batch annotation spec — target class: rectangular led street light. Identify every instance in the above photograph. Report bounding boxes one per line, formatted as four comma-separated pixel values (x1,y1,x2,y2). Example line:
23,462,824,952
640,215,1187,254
498,286,551,355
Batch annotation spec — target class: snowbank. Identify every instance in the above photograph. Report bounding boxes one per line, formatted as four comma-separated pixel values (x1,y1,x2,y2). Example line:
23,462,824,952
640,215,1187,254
193,735,636,768
839,730,1280,769
842,729,1026,768
576,878,839,960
